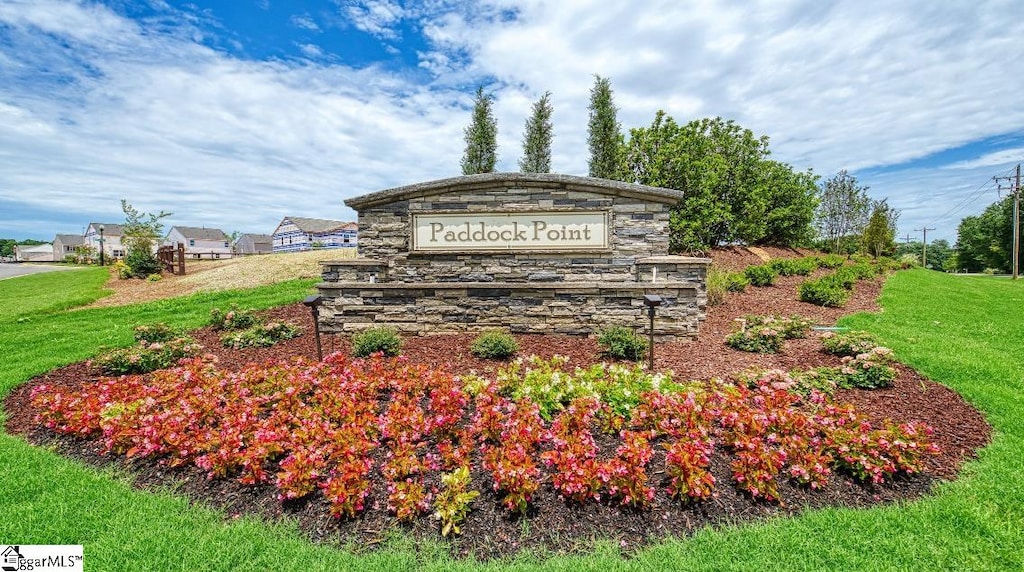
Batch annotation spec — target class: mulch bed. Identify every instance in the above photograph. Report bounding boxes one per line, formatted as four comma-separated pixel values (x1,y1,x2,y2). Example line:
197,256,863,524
3,258,991,560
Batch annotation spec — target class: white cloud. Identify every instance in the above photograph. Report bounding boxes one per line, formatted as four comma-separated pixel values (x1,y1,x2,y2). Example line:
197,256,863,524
291,14,321,31
943,149,1024,171
1,0,1023,243
343,0,405,40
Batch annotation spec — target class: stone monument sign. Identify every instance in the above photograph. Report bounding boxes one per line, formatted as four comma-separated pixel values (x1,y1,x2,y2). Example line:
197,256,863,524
316,172,711,340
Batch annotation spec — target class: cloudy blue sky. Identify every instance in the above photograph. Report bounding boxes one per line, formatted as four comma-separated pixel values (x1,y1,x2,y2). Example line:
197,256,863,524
2,0,1023,243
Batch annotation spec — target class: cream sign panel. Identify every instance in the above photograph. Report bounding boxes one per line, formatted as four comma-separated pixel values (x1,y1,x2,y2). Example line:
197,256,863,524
412,212,609,251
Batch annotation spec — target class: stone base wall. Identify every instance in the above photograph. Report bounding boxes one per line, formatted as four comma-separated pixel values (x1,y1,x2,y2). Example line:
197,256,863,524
316,282,704,341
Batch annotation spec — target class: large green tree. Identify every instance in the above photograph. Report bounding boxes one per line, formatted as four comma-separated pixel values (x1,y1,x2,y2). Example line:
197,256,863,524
519,91,553,173
587,75,621,179
815,170,873,254
861,199,900,257
757,160,820,247
622,111,815,252
460,86,498,175
955,196,1017,273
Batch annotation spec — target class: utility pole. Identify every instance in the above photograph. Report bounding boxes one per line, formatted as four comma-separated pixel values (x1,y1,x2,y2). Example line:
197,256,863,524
995,164,1021,279
914,227,935,267
902,234,913,245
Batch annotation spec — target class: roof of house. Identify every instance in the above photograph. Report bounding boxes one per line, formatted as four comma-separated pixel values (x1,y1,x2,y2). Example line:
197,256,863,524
54,234,84,245
170,226,229,241
88,223,124,236
236,233,273,243
281,217,355,234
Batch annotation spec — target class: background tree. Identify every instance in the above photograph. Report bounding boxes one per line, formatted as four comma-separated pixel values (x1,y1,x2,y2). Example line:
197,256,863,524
587,75,622,179
121,199,171,278
896,239,952,270
622,111,815,252
861,199,900,257
815,170,872,253
460,86,498,175
519,91,553,173
955,196,1016,272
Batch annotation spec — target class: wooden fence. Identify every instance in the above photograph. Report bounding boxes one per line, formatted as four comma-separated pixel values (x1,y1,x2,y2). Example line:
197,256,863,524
157,243,186,275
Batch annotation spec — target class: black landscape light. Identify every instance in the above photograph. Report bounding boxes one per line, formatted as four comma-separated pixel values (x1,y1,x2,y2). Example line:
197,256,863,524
303,294,324,361
98,225,105,267
643,294,663,371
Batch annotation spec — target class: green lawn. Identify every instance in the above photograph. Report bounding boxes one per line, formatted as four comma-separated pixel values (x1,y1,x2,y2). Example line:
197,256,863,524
0,266,110,320
1,269,1022,570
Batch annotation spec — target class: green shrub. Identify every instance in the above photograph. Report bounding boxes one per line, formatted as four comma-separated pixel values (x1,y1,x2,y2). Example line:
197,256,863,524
817,254,846,269
726,324,784,353
821,330,880,357
132,323,180,344
95,335,203,375
724,271,750,292
220,321,301,349
146,273,162,282
799,277,851,307
768,258,816,276
470,330,519,359
208,304,259,331
597,326,648,361
352,326,402,357
744,264,778,287
845,263,877,281
124,248,163,279
743,315,815,339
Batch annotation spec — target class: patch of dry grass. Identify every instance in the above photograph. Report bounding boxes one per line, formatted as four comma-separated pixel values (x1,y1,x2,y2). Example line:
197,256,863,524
88,249,356,307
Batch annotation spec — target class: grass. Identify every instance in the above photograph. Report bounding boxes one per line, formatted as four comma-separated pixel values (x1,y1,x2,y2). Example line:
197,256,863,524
0,266,110,320
2,269,1023,570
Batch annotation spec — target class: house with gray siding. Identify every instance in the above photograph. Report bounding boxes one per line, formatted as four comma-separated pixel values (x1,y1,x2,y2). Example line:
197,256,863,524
233,233,273,255
52,234,84,261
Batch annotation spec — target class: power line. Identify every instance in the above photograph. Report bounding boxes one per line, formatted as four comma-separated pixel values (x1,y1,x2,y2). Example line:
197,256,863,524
932,176,1000,225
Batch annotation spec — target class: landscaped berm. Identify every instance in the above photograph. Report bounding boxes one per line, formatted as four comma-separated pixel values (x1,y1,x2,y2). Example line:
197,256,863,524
2,247,995,564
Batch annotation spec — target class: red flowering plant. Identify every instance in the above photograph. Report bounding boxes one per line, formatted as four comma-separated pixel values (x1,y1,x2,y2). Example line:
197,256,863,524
481,399,547,515
540,397,603,503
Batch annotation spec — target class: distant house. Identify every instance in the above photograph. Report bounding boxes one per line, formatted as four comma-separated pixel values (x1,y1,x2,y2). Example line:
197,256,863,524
85,223,125,260
164,226,232,260
233,233,273,255
271,217,357,253
53,234,84,260
14,243,55,262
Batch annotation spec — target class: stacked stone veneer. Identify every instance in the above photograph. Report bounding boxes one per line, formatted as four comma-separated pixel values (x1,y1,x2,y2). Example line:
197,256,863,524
317,173,711,340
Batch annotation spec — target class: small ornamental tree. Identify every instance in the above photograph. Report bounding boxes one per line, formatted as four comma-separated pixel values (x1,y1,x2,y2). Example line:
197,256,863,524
121,199,171,278
587,75,622,179
519,91,553,173
816,170,872,254
861,199,900,257
461,86,498,175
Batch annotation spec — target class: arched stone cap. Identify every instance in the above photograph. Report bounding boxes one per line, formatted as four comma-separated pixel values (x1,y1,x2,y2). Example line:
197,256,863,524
345,172,685,210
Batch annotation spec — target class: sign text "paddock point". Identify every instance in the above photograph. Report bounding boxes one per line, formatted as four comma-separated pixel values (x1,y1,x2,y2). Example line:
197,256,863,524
412,212,608,252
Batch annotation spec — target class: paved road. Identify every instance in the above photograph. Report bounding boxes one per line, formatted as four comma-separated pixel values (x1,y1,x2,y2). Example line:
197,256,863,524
0,263,87,281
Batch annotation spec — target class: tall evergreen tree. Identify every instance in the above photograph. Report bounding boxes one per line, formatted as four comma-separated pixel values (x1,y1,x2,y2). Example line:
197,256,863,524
461,86,498,175
587,75,621,179
519,91,553,173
